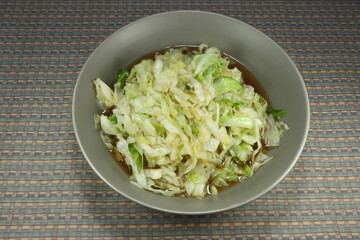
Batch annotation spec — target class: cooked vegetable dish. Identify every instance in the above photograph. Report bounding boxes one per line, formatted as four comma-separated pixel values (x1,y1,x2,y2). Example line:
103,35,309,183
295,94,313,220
94,44,288,198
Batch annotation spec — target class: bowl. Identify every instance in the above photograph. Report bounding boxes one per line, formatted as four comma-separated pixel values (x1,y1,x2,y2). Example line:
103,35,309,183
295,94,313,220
72,11,310,214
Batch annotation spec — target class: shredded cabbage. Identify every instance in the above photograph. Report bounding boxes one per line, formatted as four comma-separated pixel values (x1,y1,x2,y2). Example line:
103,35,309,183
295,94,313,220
94,44,288,198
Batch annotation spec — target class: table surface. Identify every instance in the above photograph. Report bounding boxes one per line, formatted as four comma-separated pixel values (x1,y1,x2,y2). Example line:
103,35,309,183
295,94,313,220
1,0,359,239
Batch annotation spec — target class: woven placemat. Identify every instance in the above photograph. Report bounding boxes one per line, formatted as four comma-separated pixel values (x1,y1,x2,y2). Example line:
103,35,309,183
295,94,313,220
1,0,359,239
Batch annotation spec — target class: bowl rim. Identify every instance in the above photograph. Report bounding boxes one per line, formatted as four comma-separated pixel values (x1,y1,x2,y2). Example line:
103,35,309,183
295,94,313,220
72,10,310,215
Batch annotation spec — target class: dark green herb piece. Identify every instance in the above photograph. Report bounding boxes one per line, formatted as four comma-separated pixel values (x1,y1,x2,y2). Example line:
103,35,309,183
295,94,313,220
108,114,118,124
269,109,287,121
116,69,130,88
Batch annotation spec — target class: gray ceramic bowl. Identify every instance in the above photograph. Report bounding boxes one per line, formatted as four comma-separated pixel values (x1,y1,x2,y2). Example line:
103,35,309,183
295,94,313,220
72,11,310,214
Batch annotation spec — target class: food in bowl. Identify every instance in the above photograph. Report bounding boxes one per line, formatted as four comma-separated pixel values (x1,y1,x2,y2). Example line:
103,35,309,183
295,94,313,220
73,11,310,214
93,44,288,199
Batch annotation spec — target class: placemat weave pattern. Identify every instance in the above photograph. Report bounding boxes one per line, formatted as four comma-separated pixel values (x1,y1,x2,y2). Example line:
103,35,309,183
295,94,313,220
1,0,359,239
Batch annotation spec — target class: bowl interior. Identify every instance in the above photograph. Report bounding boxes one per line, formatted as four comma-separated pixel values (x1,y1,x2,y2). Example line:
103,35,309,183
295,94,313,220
73,11,309,214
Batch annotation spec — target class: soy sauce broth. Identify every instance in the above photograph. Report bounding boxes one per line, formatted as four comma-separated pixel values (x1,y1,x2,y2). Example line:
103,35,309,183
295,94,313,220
224,53,271,106
110,45,271,197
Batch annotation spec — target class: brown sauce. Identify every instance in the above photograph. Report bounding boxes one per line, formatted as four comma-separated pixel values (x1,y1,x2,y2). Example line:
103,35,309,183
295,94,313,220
102,107,115,116
110,149,132,176
224,53,271,106
108,45,271,197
